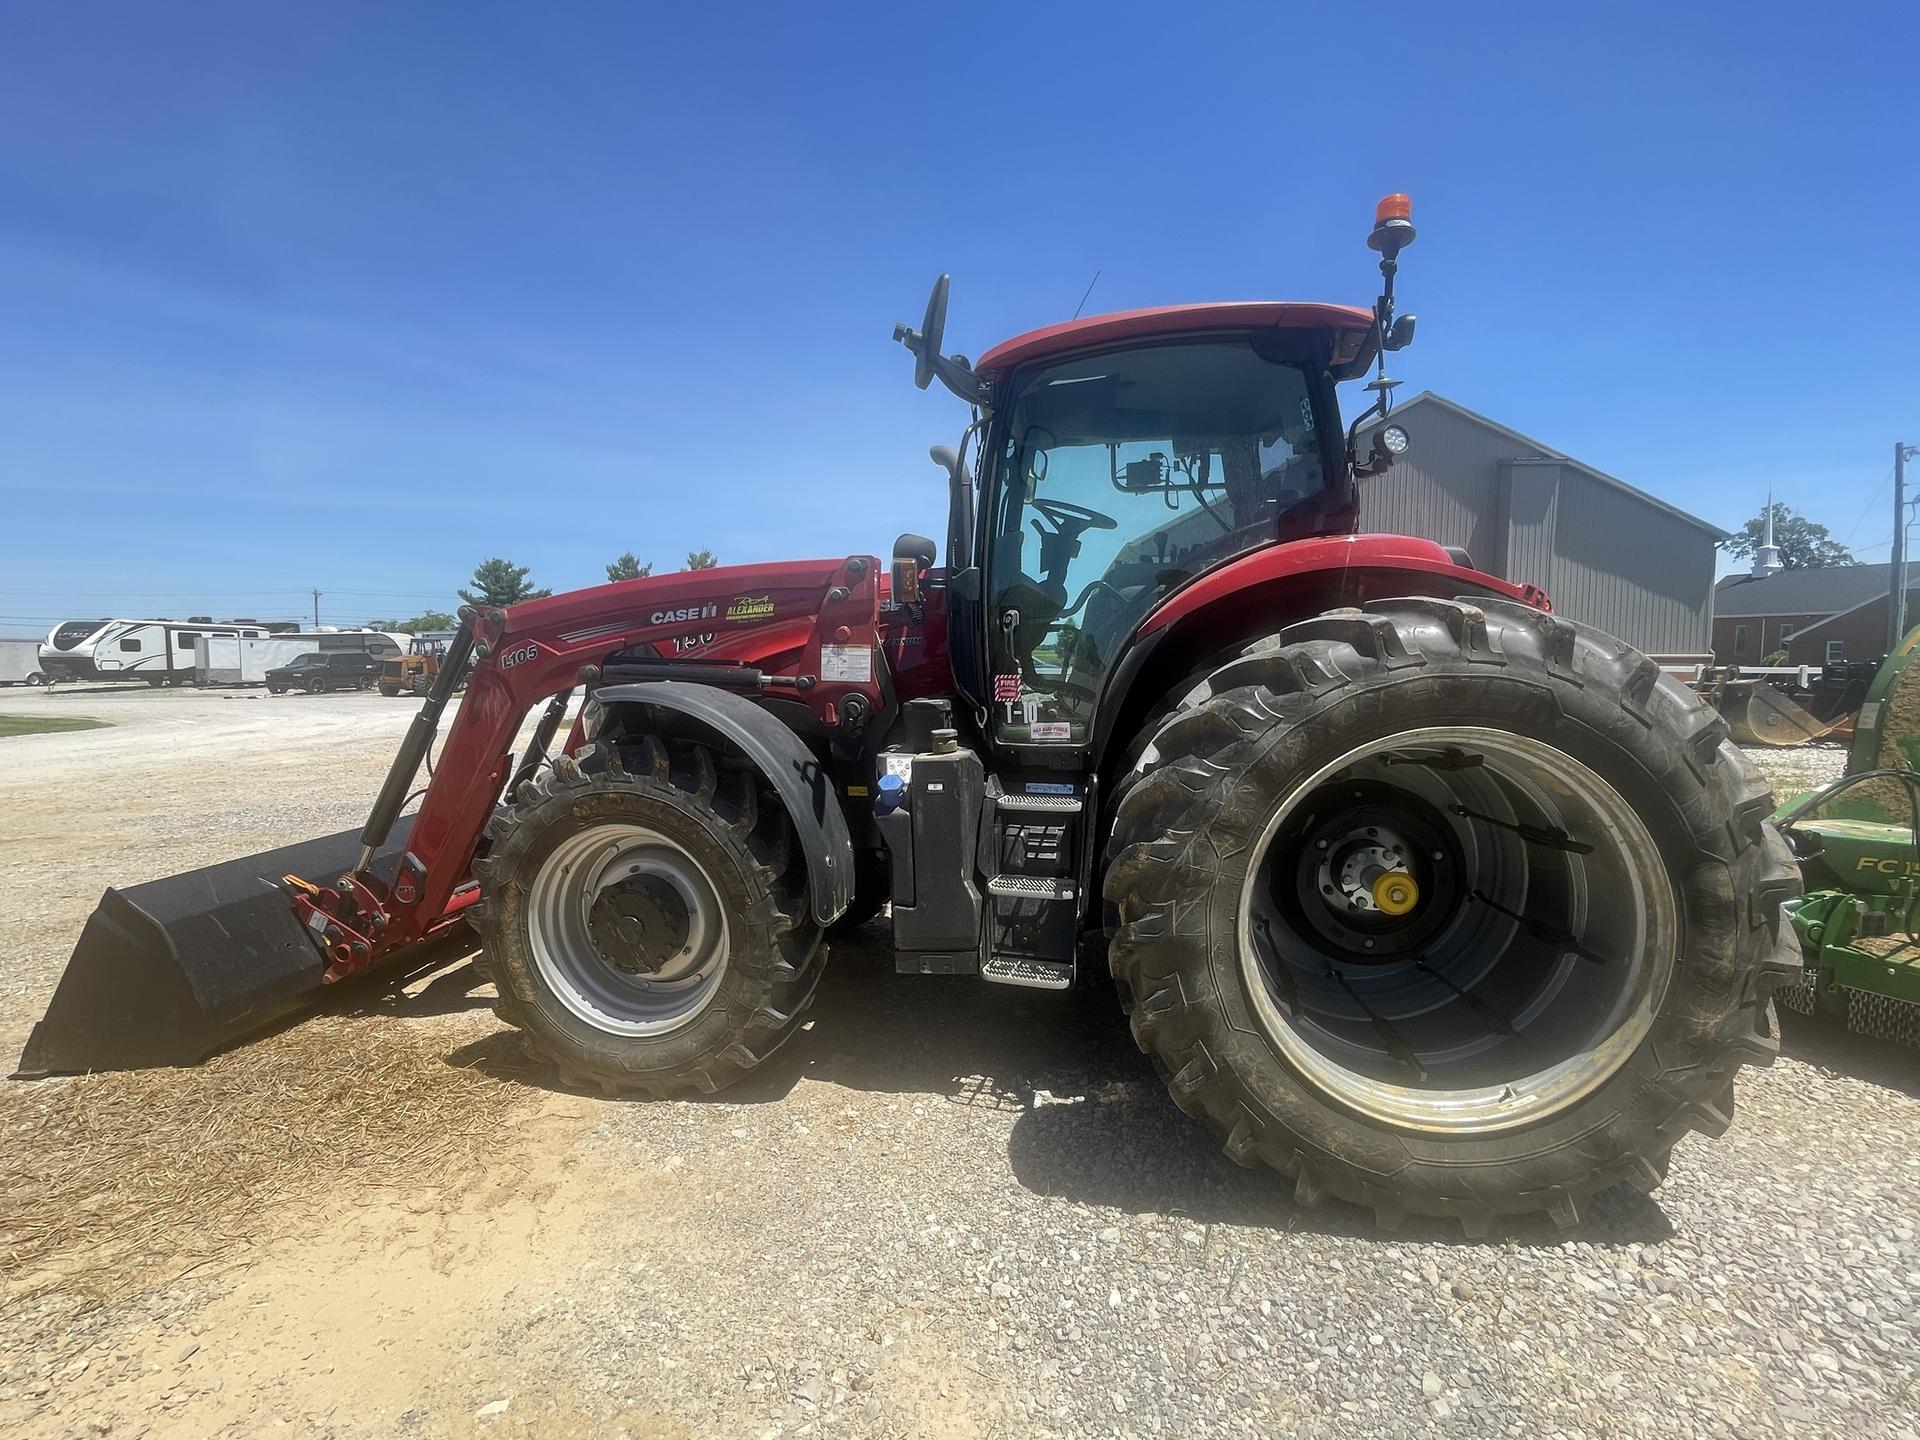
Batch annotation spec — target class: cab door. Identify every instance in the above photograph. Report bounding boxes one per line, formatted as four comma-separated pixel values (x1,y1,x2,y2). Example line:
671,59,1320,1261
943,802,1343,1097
980,338,1333,750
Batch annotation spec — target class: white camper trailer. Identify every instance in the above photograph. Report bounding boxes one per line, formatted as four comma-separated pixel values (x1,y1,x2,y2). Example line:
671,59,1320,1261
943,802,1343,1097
0,637,49,686
40,618,271,686
193,630,406,687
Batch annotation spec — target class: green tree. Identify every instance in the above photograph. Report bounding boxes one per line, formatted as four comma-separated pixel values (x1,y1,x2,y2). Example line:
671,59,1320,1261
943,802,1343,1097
457,557,553,607
1720,503,1856,570
367,609,455,634
685,548,718,570
606,552,654,583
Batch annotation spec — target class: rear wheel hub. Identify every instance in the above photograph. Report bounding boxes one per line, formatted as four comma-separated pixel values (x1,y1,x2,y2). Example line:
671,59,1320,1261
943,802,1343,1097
1241,726,1676,1136
1284,784,1459,961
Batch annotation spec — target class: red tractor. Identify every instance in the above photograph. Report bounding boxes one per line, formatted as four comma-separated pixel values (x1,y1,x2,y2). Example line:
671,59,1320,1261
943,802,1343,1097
21,198,1800,1232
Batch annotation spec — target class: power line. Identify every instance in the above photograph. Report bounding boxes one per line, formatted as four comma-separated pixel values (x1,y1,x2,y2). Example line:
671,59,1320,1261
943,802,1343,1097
1841,464,1897,546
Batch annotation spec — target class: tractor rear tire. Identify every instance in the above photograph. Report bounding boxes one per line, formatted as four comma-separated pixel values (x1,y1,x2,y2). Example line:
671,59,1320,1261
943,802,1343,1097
474,738,825,1097
1105,596,1803,1233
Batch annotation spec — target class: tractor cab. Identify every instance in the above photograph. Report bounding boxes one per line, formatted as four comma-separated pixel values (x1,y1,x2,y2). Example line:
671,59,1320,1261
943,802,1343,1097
967,308,1369,748
895,199,1417,756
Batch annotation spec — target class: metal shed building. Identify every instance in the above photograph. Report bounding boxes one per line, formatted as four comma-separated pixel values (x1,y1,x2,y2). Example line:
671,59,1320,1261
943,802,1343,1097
1357,393,1724,657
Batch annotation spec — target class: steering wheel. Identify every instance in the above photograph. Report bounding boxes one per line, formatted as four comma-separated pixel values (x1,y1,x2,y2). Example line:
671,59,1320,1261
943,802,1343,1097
1030,497,1118,533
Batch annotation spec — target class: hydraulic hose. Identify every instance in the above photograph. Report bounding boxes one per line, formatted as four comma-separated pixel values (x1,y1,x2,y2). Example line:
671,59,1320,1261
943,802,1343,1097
356,621,478,870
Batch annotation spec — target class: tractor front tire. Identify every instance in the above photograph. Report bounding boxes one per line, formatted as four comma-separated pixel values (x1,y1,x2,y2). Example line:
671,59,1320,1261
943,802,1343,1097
474,738,825,1097
1106,597,1802,1233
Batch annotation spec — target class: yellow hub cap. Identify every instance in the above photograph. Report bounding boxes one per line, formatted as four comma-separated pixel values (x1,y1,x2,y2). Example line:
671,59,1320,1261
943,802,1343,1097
1372,871,1419,916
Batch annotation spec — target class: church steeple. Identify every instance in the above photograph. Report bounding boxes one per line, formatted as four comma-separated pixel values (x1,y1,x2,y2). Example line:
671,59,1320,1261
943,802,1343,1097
1752,488,1784,577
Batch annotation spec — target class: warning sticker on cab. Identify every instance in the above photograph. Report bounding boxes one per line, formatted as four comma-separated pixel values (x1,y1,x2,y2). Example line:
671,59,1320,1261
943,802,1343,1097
1029,722,1072,742
993,672,1022,702
820,644,873,683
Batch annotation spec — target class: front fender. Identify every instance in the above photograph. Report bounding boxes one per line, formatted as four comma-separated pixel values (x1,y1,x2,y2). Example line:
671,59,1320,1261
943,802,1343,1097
591,681,853,924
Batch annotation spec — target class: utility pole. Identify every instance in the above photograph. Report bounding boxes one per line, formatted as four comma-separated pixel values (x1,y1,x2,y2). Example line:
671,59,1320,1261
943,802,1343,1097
312,589,322,630
1893,445,1920,657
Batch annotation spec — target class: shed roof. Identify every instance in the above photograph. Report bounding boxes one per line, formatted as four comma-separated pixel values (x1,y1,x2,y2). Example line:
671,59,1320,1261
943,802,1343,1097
1712,562,1893,618
1361,392,1727,540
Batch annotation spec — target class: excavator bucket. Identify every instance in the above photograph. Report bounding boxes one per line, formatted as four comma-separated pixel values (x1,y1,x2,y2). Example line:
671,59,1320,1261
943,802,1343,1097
1714,678,1844,747
14,819,415,1077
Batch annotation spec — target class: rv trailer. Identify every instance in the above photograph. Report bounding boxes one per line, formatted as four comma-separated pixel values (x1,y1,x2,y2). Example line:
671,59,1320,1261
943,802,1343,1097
193,631,407,687
0,637,49,686
39,618,271,686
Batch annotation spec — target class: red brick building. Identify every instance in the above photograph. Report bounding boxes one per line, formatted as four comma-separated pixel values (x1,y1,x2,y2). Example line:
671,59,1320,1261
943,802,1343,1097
1712,564,1911,667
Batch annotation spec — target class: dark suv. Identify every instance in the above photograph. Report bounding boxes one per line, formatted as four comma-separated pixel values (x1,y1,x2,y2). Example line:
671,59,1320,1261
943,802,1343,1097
265,652,379,694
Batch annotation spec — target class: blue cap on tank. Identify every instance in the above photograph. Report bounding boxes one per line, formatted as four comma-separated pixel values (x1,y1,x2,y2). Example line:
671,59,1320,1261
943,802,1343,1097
874,771,907,815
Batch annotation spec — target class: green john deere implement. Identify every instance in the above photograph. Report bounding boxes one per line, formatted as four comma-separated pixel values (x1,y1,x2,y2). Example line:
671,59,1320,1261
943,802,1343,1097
1773,627,1920,1044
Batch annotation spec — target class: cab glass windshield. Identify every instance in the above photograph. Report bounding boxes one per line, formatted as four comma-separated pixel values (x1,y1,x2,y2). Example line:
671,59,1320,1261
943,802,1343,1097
985,339,1334,744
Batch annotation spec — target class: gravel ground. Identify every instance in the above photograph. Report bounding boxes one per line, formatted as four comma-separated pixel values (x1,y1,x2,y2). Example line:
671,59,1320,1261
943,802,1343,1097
0,690,1915,1439
1737,740,1849,800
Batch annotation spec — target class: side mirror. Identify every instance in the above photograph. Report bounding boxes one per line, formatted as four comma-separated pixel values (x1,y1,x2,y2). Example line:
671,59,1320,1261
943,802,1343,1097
892,275,950,391
914,277,949,390
1384,313,1417,352
893,276,990,404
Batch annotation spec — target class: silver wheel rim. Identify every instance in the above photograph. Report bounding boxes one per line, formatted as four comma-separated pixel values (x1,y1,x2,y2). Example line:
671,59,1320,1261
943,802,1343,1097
1237,725,1677,1136
526,821,729,1036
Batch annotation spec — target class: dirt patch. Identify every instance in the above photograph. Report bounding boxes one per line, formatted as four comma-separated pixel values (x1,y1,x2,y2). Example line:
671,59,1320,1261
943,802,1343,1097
0,713,108,737
0,1000,618,1438
1,1012,538,1323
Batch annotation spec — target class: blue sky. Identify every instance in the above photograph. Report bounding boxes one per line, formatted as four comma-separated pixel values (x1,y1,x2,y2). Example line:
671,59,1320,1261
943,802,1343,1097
1,2,1913,636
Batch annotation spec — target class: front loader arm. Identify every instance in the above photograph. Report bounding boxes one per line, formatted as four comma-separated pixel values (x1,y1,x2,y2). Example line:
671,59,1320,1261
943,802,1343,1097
297,559,884,980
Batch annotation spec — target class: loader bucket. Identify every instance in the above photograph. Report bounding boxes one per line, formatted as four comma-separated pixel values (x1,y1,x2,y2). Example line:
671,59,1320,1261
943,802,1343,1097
14,818,416,1077
1715,678,1843,747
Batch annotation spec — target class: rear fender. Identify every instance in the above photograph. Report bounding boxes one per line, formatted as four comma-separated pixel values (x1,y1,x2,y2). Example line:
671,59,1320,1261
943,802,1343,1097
591,681,854,924
1092,544,1542,779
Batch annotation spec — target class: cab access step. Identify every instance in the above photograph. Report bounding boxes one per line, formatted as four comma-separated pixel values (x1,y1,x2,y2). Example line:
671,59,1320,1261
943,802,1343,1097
874,715,1089,991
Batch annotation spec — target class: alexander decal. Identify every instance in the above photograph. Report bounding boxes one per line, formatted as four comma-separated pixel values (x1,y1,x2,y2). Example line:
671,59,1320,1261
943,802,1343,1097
724,594,776,623
649,603,718,625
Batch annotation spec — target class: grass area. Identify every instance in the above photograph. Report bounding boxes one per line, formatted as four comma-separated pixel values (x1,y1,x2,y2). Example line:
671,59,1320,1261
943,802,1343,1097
0,713,109,738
